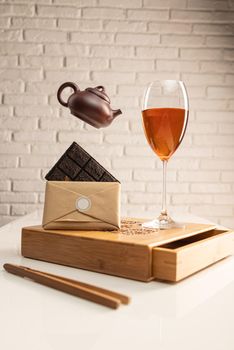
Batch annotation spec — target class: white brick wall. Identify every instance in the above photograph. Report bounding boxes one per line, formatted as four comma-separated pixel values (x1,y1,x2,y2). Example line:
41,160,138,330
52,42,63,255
0,0,234,227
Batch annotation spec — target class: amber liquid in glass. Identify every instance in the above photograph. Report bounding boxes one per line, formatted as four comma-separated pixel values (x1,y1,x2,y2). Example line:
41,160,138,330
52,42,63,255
142,107,187,161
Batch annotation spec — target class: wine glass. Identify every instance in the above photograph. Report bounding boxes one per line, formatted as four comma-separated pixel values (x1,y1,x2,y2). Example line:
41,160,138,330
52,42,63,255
141,80,189,229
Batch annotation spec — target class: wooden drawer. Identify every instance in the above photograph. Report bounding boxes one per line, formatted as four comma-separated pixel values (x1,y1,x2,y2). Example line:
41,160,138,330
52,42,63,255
21,220,234,283
152,229,234,282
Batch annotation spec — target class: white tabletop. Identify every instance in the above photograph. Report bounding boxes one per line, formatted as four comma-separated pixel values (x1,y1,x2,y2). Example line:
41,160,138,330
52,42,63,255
0,211,234,350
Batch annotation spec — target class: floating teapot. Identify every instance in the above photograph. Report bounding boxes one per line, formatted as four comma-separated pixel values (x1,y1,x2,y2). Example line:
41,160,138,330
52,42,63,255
57,82,122,128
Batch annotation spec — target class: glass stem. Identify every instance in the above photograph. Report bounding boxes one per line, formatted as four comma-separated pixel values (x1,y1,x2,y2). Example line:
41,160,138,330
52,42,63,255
161,160,167,216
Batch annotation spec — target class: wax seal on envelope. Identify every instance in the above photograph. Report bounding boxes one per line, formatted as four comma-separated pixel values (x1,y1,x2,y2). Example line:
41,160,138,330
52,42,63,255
76,196,91,212
57,82,122,128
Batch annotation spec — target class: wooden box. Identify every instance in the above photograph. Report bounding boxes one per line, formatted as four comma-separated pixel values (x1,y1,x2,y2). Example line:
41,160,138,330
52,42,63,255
21,219,234,282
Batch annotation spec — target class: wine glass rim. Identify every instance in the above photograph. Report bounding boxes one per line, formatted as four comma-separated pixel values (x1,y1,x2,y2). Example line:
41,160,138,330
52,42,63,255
148,79,185,85
143,80,189,111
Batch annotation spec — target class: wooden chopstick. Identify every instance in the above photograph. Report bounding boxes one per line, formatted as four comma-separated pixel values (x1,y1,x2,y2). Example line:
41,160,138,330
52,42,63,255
33,269,130,305
3,264,130,309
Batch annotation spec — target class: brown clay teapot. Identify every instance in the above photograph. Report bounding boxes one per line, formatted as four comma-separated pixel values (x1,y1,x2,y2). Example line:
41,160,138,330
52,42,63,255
57,82,122,128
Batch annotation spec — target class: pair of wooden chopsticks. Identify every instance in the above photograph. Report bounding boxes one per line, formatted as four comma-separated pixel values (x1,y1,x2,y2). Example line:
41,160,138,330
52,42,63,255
3,263,130,309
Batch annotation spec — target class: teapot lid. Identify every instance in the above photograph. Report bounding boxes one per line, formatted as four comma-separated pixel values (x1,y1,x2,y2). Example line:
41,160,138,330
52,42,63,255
85,86,110,104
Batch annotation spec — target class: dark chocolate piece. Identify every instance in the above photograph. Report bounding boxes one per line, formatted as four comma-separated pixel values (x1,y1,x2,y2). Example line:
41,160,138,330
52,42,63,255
85,158,105,180
67,142,90,166
59,157,81,179
74,170,93,182
45,167,71,181
45,141,119,182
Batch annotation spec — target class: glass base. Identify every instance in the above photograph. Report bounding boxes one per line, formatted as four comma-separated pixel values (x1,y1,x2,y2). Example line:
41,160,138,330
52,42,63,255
142,212,185,230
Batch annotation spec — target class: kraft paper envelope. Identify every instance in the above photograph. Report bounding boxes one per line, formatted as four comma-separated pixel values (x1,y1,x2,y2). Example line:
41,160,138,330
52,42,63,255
42,181,121,231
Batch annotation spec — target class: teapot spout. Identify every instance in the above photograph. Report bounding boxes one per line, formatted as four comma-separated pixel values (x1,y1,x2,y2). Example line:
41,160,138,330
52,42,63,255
112,109,122,118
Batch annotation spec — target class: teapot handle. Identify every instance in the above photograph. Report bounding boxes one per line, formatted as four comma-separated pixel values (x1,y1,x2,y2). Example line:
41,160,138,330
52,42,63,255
57,82,79,107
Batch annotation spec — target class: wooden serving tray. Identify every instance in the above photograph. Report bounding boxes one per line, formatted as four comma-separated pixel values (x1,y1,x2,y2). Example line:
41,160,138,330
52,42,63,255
21,219,234,282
